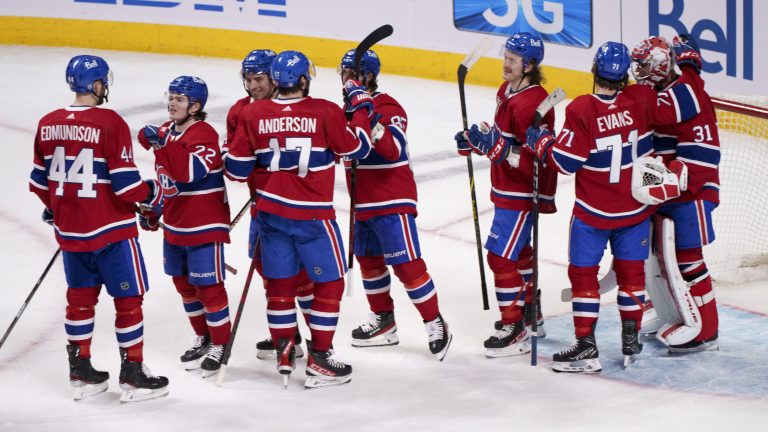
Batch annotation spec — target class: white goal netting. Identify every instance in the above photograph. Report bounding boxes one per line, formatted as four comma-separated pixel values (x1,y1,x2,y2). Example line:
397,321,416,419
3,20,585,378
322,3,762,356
706,96,768,282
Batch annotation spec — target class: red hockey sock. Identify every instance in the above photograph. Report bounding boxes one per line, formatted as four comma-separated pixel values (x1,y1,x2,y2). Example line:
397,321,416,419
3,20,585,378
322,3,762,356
114,296,144,362
309,279,344,352
518,244,534,292
294,269,315,327
487,252,524,324
614,259,646,329
394,258,439,322
197,282,231,346
568,265,600,338
65,286,101,358
172,276,208,336
265,277,298,346
358,255,394,314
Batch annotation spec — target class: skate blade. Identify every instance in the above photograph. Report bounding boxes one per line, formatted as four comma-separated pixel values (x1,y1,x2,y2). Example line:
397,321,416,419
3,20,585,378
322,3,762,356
552,359,602,374
201,368,221,379
434,332,453,362
182,358,203,371
351,333,400,348
669,341,719,355
119,385,169,403
485,340,531,358
623,354,635,368
71,380,108,401
304,375,351,389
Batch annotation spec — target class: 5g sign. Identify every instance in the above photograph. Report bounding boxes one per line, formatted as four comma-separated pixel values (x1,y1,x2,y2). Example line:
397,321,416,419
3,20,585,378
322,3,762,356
453,0,592,48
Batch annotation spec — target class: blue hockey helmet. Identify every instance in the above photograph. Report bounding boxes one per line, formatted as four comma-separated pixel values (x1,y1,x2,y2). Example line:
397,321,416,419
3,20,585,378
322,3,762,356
505,32,545,67
339,49,381,77
168,76,208,110
65,55,112,93
594,42,631,81
270,50,315,88
242,49,277,76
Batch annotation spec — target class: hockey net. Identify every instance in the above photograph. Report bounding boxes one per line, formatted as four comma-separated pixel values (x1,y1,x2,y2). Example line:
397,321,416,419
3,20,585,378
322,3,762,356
706,96,768,282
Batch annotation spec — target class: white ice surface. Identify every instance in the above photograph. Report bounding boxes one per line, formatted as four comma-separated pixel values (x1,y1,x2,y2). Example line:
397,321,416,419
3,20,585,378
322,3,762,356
1,46,767,431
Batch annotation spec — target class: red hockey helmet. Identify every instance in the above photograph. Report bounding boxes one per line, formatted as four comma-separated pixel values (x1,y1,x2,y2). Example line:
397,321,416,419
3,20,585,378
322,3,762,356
631,36,675,85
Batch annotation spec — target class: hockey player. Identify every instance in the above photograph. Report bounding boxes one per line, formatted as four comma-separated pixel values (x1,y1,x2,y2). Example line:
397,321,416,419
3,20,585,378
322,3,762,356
528,42,701,372
223,49,312,360
339,49,452,361
225,50,373,388
29,55,169,402
454,32,558,358
138,76,232,378
631,35,720,353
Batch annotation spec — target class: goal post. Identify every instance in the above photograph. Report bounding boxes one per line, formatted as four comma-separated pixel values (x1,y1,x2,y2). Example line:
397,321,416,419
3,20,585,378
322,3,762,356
706,96,768,282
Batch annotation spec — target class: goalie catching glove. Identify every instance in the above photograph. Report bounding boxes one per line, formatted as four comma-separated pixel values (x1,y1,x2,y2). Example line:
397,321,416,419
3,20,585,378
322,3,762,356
631,156,688,205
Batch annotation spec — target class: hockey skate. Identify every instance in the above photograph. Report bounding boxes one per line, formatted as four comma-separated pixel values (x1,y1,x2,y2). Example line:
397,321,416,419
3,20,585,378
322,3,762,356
180,334,210,370
484,320,530,358
200,344,224,378
67,344,109,401
425,314,452,361
305,350,352,389
118,348,169,403
276,338,296,389
669,333,719,354
256,330,304,360
621,320,643,367
351,311,399,347
552,334,601,373
523,288,546,338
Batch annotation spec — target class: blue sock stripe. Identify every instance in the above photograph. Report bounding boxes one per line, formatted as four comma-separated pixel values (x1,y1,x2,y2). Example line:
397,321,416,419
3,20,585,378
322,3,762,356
65,323,94,336
183,301,204,313
406,279,435,301
116,326,144,345
206,307,230,324
363,274,392,290
573,302,600,313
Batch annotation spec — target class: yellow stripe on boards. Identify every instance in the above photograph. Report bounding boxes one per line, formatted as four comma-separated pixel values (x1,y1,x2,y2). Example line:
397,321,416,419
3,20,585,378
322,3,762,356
0,16,593,97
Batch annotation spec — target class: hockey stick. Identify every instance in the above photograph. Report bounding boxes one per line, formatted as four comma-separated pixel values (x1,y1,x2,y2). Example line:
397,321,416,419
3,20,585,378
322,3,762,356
458,37,493,310
216,252,260,386
530,87,567,366
346,24,394,295
0,248,61,351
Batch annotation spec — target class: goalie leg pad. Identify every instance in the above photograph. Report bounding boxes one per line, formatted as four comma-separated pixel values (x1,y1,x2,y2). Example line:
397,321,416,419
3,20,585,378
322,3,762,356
649,216,702,346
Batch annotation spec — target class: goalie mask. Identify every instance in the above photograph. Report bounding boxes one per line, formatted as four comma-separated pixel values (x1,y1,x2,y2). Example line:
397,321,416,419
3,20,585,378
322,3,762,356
631,36,675,86
631,156,687,205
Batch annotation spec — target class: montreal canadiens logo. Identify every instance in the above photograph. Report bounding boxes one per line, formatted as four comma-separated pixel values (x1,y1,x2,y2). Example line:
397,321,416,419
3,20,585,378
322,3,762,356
156,166,179,197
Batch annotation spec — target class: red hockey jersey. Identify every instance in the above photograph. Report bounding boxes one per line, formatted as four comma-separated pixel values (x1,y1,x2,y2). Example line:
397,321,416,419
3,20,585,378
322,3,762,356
653,67,720,205
145,121,231,246
544,83,702,229
344,92,417,221
492,83,558,213
225,97,371,221
29,106,150,252
225,96,269,217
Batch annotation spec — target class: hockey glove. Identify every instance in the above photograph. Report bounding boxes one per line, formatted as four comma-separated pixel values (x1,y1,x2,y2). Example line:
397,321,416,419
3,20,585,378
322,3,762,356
526,125,555,164
631,156,683,205
41,208,54,226
138,207,161,232
466,122,509,163
455,131,473,156
672,34,702,73
138,125,169,150
142,179,163,208
343,79,374,117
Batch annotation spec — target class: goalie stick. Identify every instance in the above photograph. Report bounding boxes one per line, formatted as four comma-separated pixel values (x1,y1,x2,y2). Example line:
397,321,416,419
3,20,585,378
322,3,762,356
560,265,617,302
458,37,493,310
346,24,394,297
529,87,566,366
0,248,61,351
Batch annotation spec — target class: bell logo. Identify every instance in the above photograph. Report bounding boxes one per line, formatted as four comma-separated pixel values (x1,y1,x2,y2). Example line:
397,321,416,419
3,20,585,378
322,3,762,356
84,59,99,69
286,56,300,67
